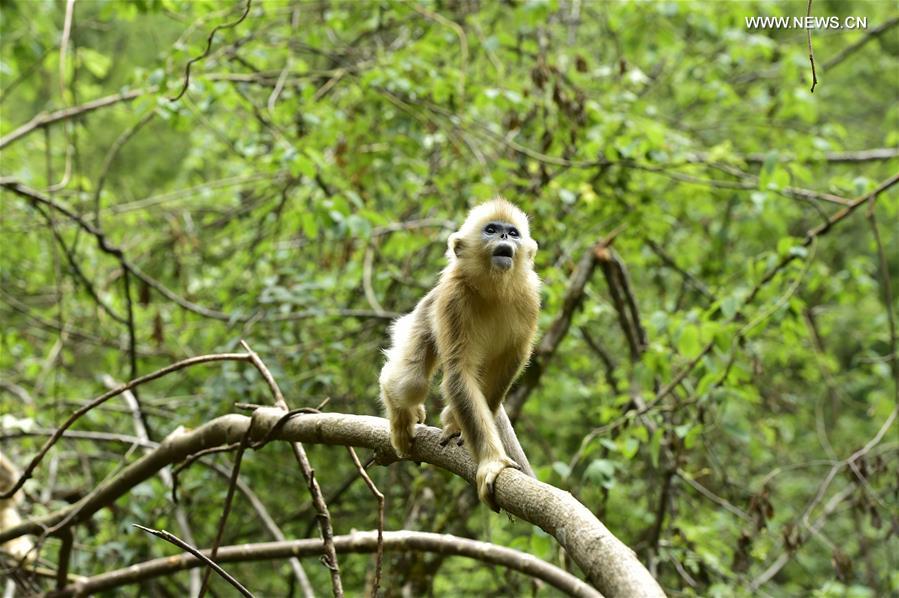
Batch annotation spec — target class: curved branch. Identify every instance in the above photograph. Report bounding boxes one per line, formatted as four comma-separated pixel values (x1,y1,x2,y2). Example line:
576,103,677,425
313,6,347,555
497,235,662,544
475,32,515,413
59,531,601,597
0,410,664,597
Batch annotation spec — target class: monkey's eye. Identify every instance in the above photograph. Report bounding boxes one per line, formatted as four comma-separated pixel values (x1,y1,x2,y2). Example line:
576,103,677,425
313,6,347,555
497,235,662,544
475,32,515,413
509,228,519,238
485,225,496,234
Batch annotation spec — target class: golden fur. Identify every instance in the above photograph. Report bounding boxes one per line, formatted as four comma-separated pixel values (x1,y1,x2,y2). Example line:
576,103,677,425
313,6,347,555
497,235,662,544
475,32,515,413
379,199,540,509
0,451,34,562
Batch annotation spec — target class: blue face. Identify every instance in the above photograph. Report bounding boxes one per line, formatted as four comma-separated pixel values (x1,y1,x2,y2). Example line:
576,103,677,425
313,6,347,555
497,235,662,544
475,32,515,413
482,221,521,241
483,221,520,270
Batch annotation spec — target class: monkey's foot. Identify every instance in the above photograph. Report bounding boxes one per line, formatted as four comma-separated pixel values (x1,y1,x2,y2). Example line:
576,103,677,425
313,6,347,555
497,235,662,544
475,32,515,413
476,456,521,512
414,404,427,424
439,407,464,446
388,407,420,459
439,422,464,447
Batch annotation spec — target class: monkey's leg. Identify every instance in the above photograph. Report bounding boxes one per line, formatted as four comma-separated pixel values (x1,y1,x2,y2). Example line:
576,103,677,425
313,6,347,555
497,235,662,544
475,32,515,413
380,361,429,459
441,368,520,511
379,309,436,458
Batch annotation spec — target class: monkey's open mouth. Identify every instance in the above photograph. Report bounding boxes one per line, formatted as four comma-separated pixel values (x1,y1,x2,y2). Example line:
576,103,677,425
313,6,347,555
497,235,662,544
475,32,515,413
491,244,514,270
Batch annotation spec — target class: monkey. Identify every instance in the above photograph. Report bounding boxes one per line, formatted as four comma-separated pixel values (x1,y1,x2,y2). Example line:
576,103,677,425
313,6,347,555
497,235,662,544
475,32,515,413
0,451,34,563
379,198,540,510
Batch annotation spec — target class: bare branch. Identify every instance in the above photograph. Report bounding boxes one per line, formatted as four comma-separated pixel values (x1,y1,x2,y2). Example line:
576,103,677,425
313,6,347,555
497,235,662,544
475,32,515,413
0,89,150,150
1,179,397,323
744,172,899,306
60,531,602,597
739,147,899,164
806,0,818,92
169,0,253,102
346,447,384,595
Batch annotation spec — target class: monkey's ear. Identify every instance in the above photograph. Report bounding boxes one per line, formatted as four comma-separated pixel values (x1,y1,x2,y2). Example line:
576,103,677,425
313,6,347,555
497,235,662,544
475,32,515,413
526,238,538,259
448,232,465,257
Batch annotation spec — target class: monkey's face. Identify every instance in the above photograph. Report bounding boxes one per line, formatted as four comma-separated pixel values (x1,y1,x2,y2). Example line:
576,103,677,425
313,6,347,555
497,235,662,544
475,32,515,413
447,199,538,274
482,220,523,271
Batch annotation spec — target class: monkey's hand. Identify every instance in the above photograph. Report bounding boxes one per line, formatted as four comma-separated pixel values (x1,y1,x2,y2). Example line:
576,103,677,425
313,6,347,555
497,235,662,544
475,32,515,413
388,405,426,459
476,456,521,512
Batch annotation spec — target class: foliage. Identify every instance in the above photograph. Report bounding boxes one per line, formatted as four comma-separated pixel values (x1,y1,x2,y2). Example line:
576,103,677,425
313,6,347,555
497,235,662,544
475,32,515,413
1,0,897,595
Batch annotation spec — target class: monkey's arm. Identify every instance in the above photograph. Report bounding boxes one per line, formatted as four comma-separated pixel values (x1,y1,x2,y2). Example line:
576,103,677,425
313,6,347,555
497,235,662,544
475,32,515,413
483,350,537,480
440,366,520,511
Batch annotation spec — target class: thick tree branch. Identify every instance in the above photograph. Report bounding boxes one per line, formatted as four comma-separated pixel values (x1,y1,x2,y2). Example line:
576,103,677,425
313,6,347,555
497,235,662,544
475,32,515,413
1,411,664,597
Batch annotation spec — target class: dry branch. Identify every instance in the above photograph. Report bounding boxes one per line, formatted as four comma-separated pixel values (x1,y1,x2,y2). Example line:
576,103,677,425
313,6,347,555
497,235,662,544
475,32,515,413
58,531,602,597
1,410,665,597
0,89,150,150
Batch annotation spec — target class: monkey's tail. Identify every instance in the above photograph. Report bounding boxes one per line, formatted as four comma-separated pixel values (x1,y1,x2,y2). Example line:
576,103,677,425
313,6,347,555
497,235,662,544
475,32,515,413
496,406,536,479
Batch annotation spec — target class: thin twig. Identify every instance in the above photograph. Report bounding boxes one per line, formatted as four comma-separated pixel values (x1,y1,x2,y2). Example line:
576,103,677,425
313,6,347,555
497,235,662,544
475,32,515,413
204,462,316,598
197,424,252,597
121,268,149,439
169,0,253,102
362,244,387,316
743,172,899,307
33,202,127,324
806,0,818,92
267,4,300,112
132,524,253,597
92,110,156,224
55,528,73,590
172,443,243,499
579,326,620,395
346,447,384,595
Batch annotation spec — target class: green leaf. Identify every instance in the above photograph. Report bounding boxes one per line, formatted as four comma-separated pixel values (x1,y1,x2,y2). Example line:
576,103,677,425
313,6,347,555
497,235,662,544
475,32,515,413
552,461,572,479
677,325,700,356
80,48,112,79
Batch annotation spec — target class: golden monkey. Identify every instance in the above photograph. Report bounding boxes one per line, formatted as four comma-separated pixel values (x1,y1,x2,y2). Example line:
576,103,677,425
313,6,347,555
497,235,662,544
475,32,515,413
0,451,34,563
379,199,540,510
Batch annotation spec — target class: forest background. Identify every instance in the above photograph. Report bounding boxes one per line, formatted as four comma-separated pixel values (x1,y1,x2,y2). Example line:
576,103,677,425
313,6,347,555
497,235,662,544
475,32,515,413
1,0,897,596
